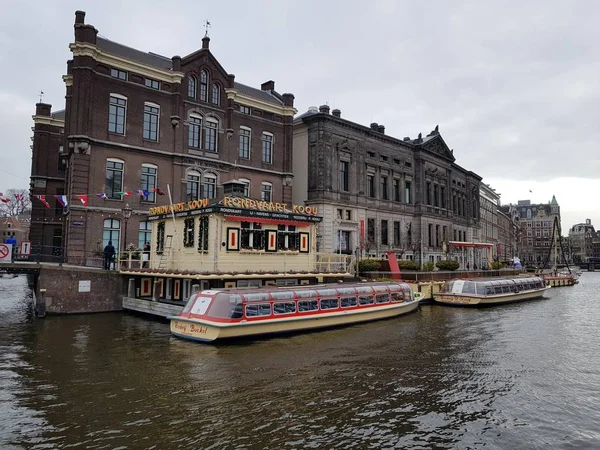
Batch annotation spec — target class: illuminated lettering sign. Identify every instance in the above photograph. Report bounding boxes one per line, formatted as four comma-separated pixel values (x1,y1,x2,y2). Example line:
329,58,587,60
222,197,318,215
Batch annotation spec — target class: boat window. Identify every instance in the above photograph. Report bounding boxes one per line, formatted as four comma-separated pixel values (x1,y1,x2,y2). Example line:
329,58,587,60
376,294,390,304
341,296,357,308
208,296,242,319
317,288,338,297
510,283,519,293
337,287,357,295
295,290,317,299
403,289,412,301
298,300,318,312
189,296,212,316
515,283,523,292
373,285,389,293
502,286,511,293
485,287,494,295
243,292,271,302
182,293,200,314
391,292,403,302
494,286,503,294
320,298,339,310
475,283,486,295
245,303,271,317
359,295,374,305
273,301,296,315
462,281,476,294
356,286,374,295
271,291,295,300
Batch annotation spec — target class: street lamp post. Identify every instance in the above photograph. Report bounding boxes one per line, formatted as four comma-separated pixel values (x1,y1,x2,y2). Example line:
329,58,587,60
121,203,133,266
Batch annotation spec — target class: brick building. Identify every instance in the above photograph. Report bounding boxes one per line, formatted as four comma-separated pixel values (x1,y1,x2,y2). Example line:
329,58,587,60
567,219,595,263
30,11,296,263
293,106,481,267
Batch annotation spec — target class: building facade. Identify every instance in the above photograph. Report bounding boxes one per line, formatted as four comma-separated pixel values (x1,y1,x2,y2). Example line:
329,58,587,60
514,196,562,267
477,183,499,267
567,219,595,263
293,106,481,267
30,11,296,264
497,205,519,265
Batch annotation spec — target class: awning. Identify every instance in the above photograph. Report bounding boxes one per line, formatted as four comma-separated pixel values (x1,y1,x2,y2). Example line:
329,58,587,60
224,216,311,227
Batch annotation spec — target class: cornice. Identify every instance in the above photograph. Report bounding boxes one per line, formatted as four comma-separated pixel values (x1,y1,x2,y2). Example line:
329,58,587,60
32,115,65,128
225,88,296,117
69,42,184,84
62,74,73,87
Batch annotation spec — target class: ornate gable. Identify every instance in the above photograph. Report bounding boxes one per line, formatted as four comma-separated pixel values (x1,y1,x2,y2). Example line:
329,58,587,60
421,134,455,162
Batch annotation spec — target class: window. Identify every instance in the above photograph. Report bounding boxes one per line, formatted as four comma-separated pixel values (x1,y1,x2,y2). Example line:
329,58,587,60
262,133,273,163
106,159,124,200
261,182,272,202
188,115,202,148
138,221,151,249
110,68,127,80
426,181,432,205
277,224,299,250
339,230,351,252
239,127,251,159
345,210,351,220
145,78,160,90
197,216,209,252
436,225,440,247
205,118,218,152
241,222,264,249
394,221,401,246
202,173,217,199
434,184,439,207
381,176,388,200
393,179,401,202
405,181,412,204
187,171,200,201
108,95,126,135
212,84,220,105
240,105,250,114
441,186,446,208
143,103,159,141
381,220,388,245
200,70,208,102
367,174,375,198
103,219,121,251
184,217,195,247
188,76,197,98
239,178,250,197
340,160,349,191
367,218,375,243
428,224,433,247
58,145,66,171
141,164,157,203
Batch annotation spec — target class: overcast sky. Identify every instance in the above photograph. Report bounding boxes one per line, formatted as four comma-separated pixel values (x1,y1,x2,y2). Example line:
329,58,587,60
1,0,598,231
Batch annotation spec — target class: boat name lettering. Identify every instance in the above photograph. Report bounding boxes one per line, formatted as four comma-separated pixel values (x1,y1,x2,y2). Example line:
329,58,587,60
189,324,208,334
173,321,188,332
223,196,317,216
148,198,210,216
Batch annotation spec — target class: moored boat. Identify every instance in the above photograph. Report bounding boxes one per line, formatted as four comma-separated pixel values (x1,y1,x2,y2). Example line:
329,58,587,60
168,282,419,342
433,276,549,306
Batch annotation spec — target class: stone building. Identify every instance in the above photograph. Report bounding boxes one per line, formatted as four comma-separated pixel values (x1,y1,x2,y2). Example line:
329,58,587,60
497,204,520,265
292,105,481,267
30,11,296,263
477,183,499,266
568,219,595,263
513,196,562,267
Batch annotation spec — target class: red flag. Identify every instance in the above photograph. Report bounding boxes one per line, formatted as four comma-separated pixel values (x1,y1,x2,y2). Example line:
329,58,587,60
76,195,88,206
0,198,10,204
152,188,165,195
14,193,23,204
34,195,50,208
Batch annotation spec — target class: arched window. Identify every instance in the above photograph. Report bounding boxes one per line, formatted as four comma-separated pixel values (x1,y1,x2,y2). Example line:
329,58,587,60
262,132,273,163
204,117,218,152
212,83,220,105
103,218,121,251
239,178,250,197
188,113,202,149
187,170,201,201
261,182,272,202
203,173,217,199
200,70,208,102
141,163,157,203
188,76,197,99
108,93,127,135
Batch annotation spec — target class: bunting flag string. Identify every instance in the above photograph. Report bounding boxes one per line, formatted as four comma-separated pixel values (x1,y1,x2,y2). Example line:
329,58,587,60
34,195,50,208
29,187,170,208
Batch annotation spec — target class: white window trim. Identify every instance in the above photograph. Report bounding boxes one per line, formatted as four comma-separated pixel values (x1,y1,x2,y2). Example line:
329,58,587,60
262,131,274,164
239,178,251,197
261,182,273,201
239,126,252,159
143,102,160,142
109,94,127,135
205,117,219,152
110,93,127,101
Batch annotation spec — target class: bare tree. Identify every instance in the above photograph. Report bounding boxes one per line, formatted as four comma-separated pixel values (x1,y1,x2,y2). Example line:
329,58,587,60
0,189,32,217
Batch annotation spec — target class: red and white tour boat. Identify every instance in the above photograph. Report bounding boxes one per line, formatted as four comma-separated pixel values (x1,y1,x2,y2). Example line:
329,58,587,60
169,282,419,342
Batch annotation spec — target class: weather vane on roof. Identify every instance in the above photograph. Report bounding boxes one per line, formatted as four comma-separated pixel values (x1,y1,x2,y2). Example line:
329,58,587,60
38,91,44,103
204,20,211,37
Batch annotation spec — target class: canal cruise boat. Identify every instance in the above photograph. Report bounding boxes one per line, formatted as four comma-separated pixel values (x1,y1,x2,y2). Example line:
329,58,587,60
169,282,419,342
433,276,549,306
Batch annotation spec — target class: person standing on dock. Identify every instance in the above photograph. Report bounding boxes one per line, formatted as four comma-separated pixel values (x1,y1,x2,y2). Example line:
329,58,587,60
103,241,115,270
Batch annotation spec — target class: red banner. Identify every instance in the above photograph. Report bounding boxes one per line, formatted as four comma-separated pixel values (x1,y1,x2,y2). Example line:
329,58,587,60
360,220,365,248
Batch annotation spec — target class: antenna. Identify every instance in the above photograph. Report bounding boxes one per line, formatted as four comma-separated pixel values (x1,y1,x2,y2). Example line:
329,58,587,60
204,20,211,37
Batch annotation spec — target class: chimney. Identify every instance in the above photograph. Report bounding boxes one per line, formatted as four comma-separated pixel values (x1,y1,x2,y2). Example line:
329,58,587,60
319,104,330,114
75,10,85,24
377,125,385,134
370,122,378,131
282,93,295,107
227,74,236,89
202,36,210,49
35,103,52,117
171,55,181,72
403,137,410,141
261,80,275,92
308,106,319,113
332,109,341,118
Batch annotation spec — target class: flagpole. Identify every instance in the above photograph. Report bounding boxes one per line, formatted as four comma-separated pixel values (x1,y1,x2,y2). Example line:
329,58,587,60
166,183,177,234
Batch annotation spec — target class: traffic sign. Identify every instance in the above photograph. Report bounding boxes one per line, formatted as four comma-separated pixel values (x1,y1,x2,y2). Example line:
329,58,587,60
0,244,12,262
20,241,31,256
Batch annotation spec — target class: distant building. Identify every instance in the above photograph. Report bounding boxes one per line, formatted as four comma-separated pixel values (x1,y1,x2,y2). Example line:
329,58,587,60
293,106,482,267
497,204,520,264
568,219,595,263
477,184,499,266
513,196,561,267
0,217,29,256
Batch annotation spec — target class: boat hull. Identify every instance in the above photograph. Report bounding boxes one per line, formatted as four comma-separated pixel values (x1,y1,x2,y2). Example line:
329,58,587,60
433,286,550,307
545,276,577,287
170,300,419,342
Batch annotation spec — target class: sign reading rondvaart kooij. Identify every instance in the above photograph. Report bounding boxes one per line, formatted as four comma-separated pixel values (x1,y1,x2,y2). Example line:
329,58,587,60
147,196,322,222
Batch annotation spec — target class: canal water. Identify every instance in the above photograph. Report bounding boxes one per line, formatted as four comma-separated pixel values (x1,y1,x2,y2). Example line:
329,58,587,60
1,274,599,449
